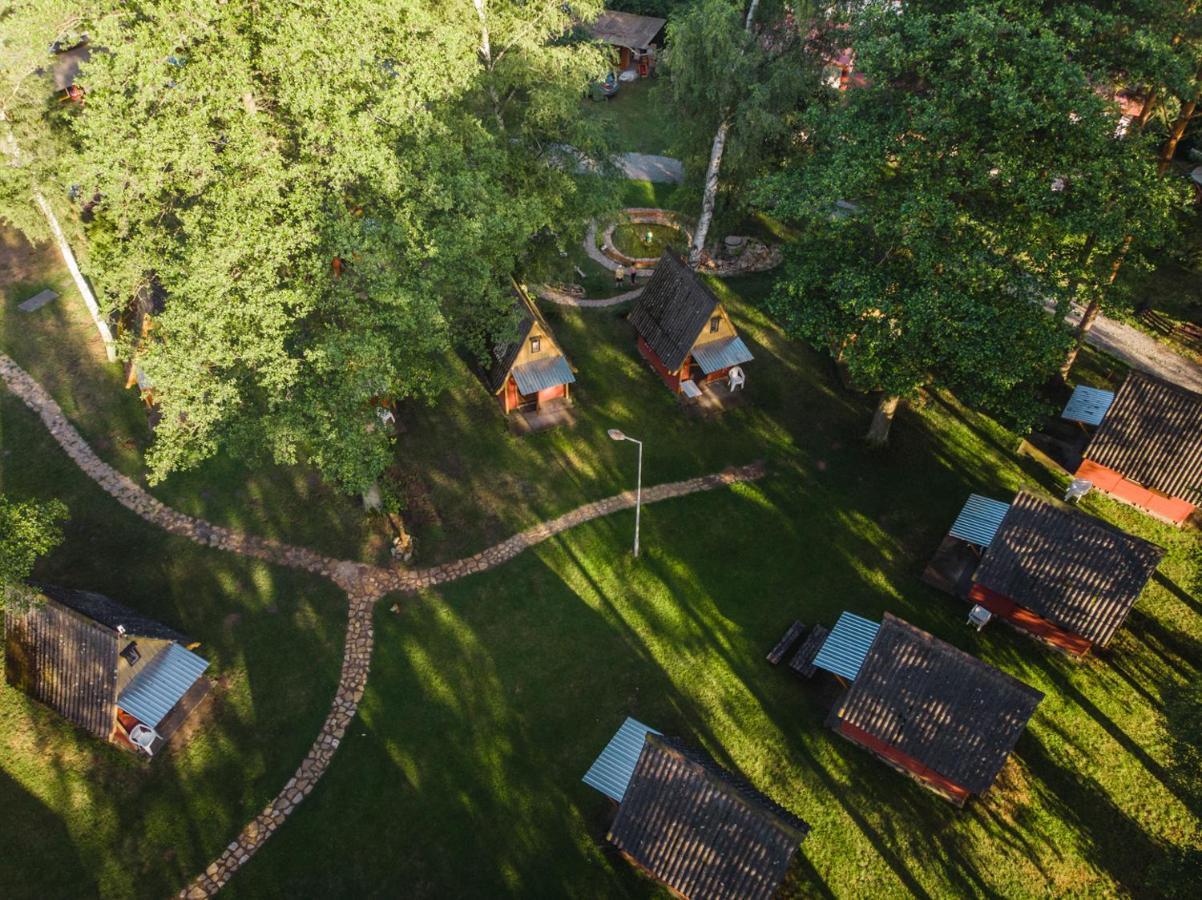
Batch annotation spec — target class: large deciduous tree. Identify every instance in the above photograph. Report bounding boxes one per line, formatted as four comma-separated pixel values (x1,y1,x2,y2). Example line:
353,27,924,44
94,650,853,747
757,1,1182,444
666,0,814,267
61,0,610,493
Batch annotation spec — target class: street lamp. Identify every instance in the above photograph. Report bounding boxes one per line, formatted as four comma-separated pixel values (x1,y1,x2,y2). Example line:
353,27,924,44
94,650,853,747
608,428,643,558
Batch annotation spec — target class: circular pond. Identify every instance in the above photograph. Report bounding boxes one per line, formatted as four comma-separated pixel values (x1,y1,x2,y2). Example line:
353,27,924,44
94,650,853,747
600,208,693,268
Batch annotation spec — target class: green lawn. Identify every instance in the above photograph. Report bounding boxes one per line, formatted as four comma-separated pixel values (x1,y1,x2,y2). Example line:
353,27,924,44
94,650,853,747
587,76,678,157
0,227,386,563
0,390,348,899
224,274,1197,896
2,224,1200,896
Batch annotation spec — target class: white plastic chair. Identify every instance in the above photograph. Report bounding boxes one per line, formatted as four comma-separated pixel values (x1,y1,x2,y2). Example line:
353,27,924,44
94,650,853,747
1064,478,1092,504
728,366,745,392
967,604,992,631
129,723,158,755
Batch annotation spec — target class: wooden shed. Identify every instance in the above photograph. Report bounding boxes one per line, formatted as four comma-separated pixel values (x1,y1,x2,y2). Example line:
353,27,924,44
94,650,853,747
582,718,809,899
586,10,666,74
1071,371,1202,525
814,612,1042,805
933,491,1165,655
485,283,576,419
628,251,754,399
4,584,211,757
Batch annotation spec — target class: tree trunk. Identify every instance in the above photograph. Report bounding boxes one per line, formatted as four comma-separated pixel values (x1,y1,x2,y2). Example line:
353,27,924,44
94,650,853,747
1061,234,1132,378
744,0,761,30
1157,64,1202,175
688,116,731,268
472,0,505,131
865,394,900,446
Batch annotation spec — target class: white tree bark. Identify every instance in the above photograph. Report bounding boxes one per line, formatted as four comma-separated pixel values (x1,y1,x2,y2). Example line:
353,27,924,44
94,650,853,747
688,116,731,268
0,111,115,361
744,0,761,30
472,0,506,130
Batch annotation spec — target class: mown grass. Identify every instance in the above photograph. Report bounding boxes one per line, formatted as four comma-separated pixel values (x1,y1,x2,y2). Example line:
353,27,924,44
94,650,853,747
0,390,348,899
586,76,678,157
225,273,1201,896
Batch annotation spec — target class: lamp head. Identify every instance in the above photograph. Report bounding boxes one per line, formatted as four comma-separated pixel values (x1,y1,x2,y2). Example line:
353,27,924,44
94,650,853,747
607,428,626,442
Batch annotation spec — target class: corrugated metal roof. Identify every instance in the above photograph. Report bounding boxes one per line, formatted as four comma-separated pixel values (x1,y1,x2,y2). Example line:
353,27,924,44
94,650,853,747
511,355,575,396
973,491,1163,646
1083,370,1202,504
691,336,754,374
582,716,660,802
812,612,880,681
1061,385,1115,426
829,614,1043,795
607,734,808,900
118,642,209,728
949,494,1012,547
629,251,722,372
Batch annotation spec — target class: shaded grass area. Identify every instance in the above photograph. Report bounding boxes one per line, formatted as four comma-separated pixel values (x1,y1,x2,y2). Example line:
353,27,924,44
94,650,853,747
1127,209,1202,326
0,227,384,562
229,436,1201,897
611,222,681,259
232,274,1199,896
586,76,677,157
0,391,347,899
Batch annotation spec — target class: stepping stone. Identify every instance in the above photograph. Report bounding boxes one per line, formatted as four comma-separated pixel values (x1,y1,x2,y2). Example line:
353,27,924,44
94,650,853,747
18,289,59,313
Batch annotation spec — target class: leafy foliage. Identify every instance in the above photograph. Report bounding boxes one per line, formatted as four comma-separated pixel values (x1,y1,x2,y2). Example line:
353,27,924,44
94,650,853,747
0,494,66,602
757,1,1186,430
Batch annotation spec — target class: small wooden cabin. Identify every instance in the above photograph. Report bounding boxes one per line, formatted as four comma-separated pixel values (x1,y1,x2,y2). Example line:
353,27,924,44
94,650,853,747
813,612,1042,805
927,491,1163,655
4,584,211,756
587,10,666,75
582,717,809,900
486,284,576,417
1070,371,1202,525
628,251,754,398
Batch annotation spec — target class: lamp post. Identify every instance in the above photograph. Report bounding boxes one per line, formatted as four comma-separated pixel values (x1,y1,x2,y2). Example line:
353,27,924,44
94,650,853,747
607,428,643,557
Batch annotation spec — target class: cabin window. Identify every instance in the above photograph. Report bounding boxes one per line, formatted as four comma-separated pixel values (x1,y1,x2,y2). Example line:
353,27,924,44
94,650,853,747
709,316,721,334
530,335,542,354
120,641,141,666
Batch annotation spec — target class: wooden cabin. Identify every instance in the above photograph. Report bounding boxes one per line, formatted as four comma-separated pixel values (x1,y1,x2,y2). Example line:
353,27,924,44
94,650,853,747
5,584,211,757
583,717,809,900
586,10,666,76
486,284,576,418
628,251,754,399
926,491,1163,655
808,612,1042,805
1070,371,1202,525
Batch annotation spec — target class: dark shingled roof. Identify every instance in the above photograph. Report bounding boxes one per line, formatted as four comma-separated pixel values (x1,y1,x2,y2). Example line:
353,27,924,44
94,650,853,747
4,585,187,739
1083,370,1202,504
830,614,1042,795
588,10,666,50
486,283,562,393
973,492,1163,646
608,734,808,900
628,251,722,372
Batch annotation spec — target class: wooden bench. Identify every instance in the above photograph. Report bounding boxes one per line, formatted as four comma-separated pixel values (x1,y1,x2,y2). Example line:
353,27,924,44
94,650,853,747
1139,309,1202,353
766,620,806,665
788,624,830,679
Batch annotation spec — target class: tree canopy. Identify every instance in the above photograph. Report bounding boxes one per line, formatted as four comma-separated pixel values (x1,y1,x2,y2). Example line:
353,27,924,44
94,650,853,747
0,495,66,605
757,0,1186,440
15,1,613,493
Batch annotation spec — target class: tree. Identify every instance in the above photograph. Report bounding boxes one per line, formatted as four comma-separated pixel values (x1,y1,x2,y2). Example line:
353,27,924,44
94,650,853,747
666,0,814,267
757,1,1180,444
61,1,611,494
0,495,66,607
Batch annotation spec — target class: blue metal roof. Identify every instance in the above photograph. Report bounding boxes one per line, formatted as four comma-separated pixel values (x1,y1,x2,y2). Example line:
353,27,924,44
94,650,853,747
1061,385,1115,426
512,355,575,396
118,642,209,728
948,494,1011,547
582,717,661,802
690,336,754,375
811,612,880,681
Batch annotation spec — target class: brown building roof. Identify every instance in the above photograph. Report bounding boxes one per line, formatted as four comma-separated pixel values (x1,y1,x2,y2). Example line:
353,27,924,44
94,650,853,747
829,614,1043,795
628,251,723,372
1083,371,1202,505
587,10,666,50
486,282,563,393
608,733,808,900
973,492,1163,646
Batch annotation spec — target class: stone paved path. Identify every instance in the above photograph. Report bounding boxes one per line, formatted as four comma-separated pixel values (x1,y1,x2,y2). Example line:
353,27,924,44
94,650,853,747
536,284,643,308
616,152,684,183
0,352,764,895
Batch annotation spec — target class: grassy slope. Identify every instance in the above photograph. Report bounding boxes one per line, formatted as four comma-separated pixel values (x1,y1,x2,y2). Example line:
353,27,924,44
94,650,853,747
0,391,348,899
227,276,1201,896
587,77,678,157
0,228,383,562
